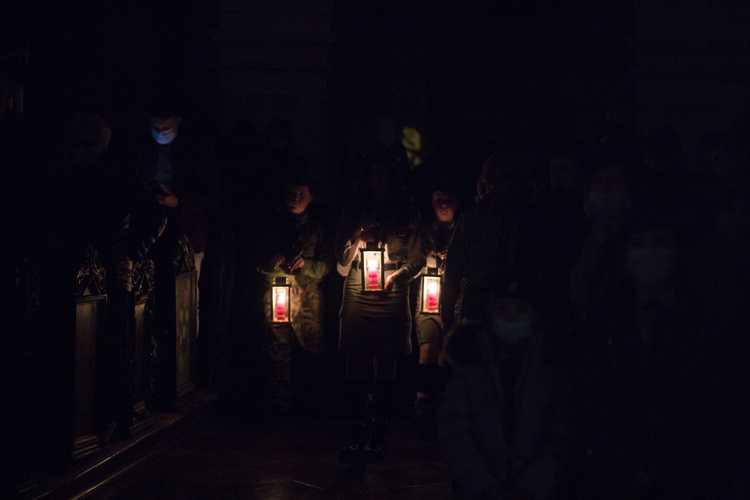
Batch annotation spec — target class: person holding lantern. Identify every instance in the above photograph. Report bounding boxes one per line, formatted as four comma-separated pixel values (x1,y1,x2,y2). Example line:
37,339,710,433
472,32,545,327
256,169,333,419
335,144,425,464
412,182,461,439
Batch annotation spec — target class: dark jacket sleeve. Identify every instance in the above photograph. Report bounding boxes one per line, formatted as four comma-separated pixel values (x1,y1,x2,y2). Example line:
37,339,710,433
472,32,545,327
299,217,334,282
121,175,168,260
441,213,466,329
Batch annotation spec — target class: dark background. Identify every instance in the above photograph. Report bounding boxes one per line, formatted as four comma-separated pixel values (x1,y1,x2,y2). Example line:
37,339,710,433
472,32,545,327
4,1,750,203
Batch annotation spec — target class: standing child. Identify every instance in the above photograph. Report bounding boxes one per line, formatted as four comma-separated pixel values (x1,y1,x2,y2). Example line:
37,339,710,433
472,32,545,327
412,185,460,438
256,169,333,419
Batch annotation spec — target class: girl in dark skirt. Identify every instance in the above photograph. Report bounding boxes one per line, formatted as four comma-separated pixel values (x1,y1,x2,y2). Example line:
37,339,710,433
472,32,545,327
335,145,425,464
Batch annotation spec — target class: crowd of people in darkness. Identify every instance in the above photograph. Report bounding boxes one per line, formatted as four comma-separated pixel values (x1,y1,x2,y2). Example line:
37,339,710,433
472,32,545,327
4,67,750,497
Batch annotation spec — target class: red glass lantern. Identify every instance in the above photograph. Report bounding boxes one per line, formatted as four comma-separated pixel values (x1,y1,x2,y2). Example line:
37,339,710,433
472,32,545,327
360,243,385,292
420,267,441,314
271,277,291,323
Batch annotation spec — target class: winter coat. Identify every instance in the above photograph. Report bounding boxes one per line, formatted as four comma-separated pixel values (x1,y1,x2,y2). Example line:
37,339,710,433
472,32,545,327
256,207,333,286
437,321,579,499
135,130,219,254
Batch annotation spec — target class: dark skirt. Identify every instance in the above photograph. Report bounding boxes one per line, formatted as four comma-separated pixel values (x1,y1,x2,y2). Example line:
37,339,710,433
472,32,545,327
339,266,412,355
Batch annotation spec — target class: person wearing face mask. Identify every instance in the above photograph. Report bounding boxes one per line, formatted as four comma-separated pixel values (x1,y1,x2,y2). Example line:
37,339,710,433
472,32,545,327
437,272,580,500
132,93,220,409
566,158,657,495
569,161,637,322
135,94,220,271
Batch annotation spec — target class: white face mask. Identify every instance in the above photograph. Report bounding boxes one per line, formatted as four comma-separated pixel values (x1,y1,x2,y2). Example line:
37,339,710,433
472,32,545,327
627,246,675,284
152,127,177,145
492,318,532,343
588,192,630,219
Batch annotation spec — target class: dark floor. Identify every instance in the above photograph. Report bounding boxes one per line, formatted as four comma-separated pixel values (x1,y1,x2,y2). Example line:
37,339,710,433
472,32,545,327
88,407,453,500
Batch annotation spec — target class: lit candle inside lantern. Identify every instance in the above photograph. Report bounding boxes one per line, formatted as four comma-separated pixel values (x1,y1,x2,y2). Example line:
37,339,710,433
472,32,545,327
426,280,438,312
367,258,379,290
275,288,287,321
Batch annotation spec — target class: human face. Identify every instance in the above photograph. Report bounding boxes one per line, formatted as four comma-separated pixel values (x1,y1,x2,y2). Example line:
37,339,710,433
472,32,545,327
284,185,313,214
432,191,458,222
150,116,181,145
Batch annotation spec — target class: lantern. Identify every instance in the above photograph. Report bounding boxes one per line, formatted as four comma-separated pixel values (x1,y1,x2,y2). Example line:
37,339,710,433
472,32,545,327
420,267,441,314
360,243,385,292
271,277,291,323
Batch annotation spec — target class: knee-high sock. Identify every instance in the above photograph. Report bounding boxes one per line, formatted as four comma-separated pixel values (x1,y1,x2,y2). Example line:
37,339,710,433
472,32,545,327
344,378,370,423
372,378,397,423
414,363,439,396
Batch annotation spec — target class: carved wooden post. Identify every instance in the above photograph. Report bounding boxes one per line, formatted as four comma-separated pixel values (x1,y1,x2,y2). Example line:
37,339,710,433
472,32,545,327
72,245,106,460
132,255,155,431
173,235,198,410
149,234,197,411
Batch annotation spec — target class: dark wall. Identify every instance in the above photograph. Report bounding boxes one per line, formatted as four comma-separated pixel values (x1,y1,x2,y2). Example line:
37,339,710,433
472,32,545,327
3,1,221,148
328,1,636,197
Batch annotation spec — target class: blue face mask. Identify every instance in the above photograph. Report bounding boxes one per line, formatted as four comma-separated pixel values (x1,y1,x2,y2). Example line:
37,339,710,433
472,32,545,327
151,127,177,145
492,318,532,343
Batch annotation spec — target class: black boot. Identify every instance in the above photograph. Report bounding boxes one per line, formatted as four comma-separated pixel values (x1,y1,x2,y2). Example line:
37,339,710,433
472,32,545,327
367,378,395,463
412,395,438,440
339,378,370,464
339,421,367,464
365,418,387,463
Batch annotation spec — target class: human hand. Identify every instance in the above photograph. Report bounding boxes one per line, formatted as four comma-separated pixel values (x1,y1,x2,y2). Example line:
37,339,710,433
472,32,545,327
270,253,286,268
287,254,305,272
384,273,397,292
154,184,179,208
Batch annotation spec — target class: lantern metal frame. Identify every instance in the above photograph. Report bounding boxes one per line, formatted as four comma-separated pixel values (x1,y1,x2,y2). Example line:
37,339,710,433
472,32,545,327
420,267,442,314
359,242,385,293
270,276,292,324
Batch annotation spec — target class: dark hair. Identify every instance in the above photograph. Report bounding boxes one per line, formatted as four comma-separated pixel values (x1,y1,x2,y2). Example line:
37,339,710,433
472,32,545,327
348,142,415,226
488,270,532,304
143,92,183,120
358,143,399,174
475,154,534,204
285,168,316,195
429,172,461,197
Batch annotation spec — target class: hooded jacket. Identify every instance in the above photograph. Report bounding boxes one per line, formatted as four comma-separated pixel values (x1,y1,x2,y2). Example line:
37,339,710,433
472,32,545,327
437,320,579,499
